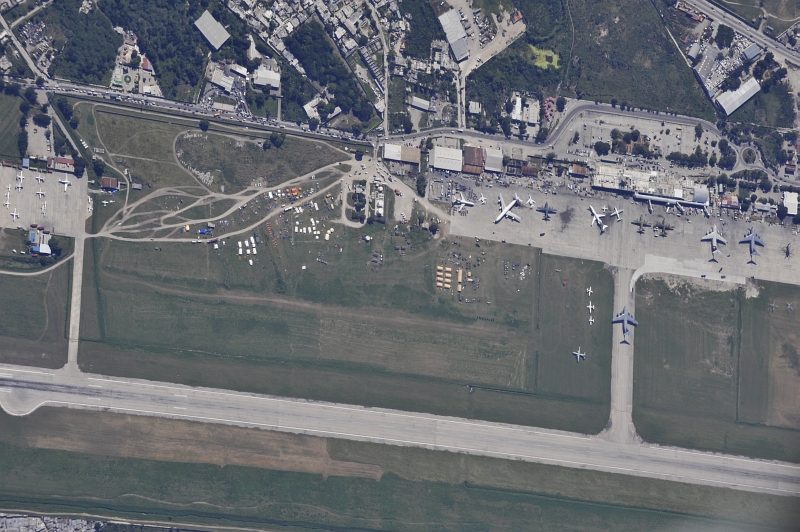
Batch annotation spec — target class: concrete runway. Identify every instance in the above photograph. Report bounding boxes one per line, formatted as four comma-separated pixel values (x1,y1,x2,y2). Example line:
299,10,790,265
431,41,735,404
0,364,798,496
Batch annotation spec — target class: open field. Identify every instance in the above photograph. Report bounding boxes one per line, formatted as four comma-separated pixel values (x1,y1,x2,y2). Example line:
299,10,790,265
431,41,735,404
714,0,799,33
174,132,348,193
468,0,716,120
0,408,796,531
0,262,70,368
94,111,187,163
0,229,74,271
0,93,25,162
633,277,800,462
79,222,612,431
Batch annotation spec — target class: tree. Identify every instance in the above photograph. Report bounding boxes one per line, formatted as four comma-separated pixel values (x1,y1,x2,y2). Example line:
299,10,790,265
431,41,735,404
611,128,621,140
709,152,717,167
199,119,210,131
429,222,439,235
793,214,800,226
402,113,413,134
48,236,63,257
556,96,566,112
35,77,45,87
546,152,556,163
73,156,87,177
500,116,512,138
518,122,527,137
715,24,735,49
308,117,320,131
270,131,286,148
32,113,51,128
610,98,617,108
93,159,106,177
416,174,426,197
19,101,31,115
695,123,703,139
425,137,434,150
351,122,363,137
571,131,579,145
17,130,28,157
354,149,364,160
24,87,37,105
594,141,611,156
535,126,549,144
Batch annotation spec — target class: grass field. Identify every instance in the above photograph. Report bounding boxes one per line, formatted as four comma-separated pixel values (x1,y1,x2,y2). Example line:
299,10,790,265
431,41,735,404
468,0,717,121
94,111,187,163
0,92,24,162
714,0,798,33
633,278,800,462
727,81,796,128
174,132,348,193
529,45,560,69
0,229,74,271
78,220,613,432
0,407,796,531
0,262,70,368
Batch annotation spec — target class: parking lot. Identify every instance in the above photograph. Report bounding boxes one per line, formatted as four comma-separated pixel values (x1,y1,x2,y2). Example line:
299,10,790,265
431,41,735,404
0,166,88,236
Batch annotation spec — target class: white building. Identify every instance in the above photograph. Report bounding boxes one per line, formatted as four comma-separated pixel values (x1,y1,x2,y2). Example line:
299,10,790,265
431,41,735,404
484,148,503,173
430,146,463,172
253,66,280,89
784,191,798,216
194,10,231,50
716,77,761,116
438,10,469,62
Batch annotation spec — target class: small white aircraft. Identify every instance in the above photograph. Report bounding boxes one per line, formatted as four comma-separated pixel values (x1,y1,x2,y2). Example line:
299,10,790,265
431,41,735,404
572,347,586,362
588,317,594,325
587,302,595,313
3,199,9,209
15,172,24,183
478,193,487,205
601,205,608,213
59,178,72,191
586,287,593,296
611,207,623,221
36,188,45,198
589,205,608,232
526,195,536,208
10,208,19,220
15,182,23,191
35,174,45,183
41,201,47,216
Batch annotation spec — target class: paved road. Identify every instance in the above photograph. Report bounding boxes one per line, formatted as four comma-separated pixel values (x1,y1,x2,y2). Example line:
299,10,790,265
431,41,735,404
0,364,797,496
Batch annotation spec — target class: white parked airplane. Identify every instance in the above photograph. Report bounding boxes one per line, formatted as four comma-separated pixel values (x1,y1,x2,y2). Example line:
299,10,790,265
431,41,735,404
572,347,586,362
495,194,521,223
478,193,487,205
701,225,727,258
36,188,45,198
452,192,474,208
586,287,593,296
611,207,623,221
10,208,19,220
601,205,608,213
589,205,608,232
15,181,24,191
588,317,594,325
35,174,45,183
739,227,765,263
59,178,72,191
587,302,594,313
41,201,47,216
526,195,536,208
15,172,24,183
3,199,8,208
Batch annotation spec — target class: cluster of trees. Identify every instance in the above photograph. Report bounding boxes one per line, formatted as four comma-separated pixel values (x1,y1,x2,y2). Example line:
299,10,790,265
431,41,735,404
716,138,736,170
732,169,771,193
398,0,445,59
666,146,708,167
416,174,426,197
285,21,373,122
31,0,122,85
55,96,79,129
100,0,249,99
264,132,286,149
714,25,735,49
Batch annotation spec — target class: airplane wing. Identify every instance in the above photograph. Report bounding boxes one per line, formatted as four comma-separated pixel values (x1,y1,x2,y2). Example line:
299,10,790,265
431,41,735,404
739,235,753,244
716,235,727,245
628,316,638,326
754,234,765,246
498,195,505,210
506,211,521,222
701,233,713,242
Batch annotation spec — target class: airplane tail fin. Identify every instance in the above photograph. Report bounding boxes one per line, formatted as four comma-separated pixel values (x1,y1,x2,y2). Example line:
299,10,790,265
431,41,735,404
601,224,608,232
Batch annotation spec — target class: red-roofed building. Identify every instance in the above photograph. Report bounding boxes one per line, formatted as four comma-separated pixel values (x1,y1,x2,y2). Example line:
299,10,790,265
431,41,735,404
101,177,119,191
511,10,523,23
141,56,151,71
48,157,74,172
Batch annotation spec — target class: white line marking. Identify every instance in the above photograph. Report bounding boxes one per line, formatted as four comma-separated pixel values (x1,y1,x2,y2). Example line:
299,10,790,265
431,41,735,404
87,384,102,388
0,368,55,376
173,394,187,397
0,389,11,393
173,407,186,410
24,400,794,496
0,374,13,378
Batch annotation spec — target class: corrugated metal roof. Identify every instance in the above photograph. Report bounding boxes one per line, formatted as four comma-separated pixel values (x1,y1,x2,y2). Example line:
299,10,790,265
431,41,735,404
484,148,503,172
716,77,760,116
195,10,231,50
449,38,469,61
430,146,462,172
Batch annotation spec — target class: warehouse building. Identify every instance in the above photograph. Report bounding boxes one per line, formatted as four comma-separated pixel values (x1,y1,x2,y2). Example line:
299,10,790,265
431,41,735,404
462,146,484,174
715,77,760,115
429,146,463,172
253,66,280,89
408,96,431,111
484,148,503,173
438,10,469,62
383,143,421,175
784,191,798,216
195,10,230,51
741,43,762,62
